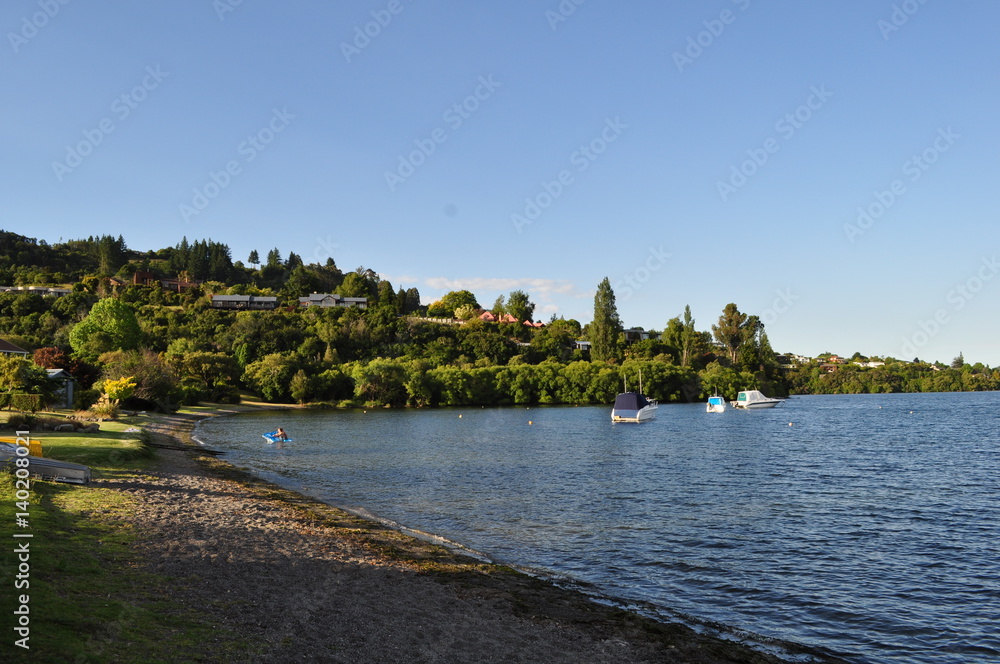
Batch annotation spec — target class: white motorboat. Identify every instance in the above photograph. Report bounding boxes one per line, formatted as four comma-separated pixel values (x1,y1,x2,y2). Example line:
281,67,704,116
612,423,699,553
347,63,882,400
706,395,727,413
732,390,784,409
611,371,658,422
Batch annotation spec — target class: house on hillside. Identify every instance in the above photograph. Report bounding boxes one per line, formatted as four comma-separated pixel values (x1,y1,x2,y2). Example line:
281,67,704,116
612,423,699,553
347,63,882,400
624,328,656,344
497,313,518,324
0,286,71,297
478,311,496,322
210,295,278,310
298,293,368,309
133,272,199,292
522,320,544,328
0,339,29,356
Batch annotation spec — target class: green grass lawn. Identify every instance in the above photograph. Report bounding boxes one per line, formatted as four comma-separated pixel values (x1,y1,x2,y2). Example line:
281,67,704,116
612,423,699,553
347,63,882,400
0,410,245,663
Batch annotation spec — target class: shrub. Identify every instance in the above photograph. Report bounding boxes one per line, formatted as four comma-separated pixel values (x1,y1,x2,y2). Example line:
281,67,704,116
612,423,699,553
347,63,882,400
74,388,100,411
88,400,119,420
5,413,36,429
9,393,42,413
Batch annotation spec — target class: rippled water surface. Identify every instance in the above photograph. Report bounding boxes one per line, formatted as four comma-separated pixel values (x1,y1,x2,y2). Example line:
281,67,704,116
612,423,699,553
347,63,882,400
196,392,1000,663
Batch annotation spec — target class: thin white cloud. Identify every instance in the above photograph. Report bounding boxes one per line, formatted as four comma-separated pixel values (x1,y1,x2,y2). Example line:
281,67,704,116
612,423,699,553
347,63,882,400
422,277,588,302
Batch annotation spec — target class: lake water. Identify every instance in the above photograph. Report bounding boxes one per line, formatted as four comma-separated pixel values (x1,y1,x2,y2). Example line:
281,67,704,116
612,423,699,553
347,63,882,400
194,392,1000,663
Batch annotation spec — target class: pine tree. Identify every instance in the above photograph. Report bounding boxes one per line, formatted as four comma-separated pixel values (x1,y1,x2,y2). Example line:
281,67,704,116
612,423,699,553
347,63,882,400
266,248,282,268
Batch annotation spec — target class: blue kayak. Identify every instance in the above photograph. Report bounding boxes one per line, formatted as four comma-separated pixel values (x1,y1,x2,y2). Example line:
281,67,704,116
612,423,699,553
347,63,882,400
262,431,293,443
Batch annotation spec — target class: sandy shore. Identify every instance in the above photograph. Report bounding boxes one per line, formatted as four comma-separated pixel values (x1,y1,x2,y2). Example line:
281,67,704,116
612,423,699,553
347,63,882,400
104,411,820,663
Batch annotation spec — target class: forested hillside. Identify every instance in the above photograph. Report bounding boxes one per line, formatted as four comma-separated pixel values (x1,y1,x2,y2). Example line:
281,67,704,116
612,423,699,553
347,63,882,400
0,230,996,414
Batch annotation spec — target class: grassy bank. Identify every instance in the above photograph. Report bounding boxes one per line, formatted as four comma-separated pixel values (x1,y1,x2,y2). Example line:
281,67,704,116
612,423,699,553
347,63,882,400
0,411,242,663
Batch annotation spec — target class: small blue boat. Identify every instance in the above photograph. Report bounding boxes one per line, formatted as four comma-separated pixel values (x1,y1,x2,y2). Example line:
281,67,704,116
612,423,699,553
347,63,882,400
262,431,293,443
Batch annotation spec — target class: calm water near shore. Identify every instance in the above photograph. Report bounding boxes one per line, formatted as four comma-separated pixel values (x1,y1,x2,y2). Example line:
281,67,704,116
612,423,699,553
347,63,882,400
195,392,1000,663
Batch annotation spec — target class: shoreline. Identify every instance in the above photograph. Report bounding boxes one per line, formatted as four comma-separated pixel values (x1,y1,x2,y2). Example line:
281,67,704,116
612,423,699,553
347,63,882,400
128,405,839,663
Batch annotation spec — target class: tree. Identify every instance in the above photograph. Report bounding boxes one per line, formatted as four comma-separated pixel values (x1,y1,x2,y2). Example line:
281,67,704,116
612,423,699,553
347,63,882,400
712,303,748,364
737,315,764,371
167,350,240,401
506,290,535,323
951,352,965,369
243,353,300,402
98,350,177,405
680,305,698,368
491,294,506,317
33,346,99,389
427,290,480,318
337,272,373,299
0,354,54,407
403,287,421,315
248,249,260,267
454,304,478,321
290,369,311,404
69,298,142,360
590,277,622,363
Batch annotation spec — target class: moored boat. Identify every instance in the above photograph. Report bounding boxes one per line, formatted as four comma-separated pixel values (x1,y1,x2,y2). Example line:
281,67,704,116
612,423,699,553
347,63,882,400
706,395,727,413
732,390,784,409
611,371,658,422
611,391,658,422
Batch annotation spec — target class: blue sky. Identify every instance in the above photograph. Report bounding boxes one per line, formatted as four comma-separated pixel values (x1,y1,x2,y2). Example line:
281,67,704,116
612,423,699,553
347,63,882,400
3,1,998,365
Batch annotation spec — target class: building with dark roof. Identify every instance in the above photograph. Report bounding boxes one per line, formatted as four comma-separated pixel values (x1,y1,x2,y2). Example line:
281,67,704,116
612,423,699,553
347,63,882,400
210,295,279,310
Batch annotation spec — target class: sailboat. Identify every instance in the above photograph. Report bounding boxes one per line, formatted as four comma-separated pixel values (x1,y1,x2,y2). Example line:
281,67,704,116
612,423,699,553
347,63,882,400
611,370,658,422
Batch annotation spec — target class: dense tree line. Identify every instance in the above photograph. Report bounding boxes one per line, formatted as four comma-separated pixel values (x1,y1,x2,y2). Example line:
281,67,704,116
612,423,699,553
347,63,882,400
0,230,996,411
